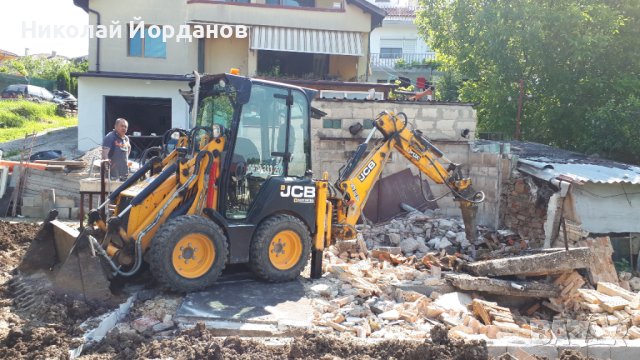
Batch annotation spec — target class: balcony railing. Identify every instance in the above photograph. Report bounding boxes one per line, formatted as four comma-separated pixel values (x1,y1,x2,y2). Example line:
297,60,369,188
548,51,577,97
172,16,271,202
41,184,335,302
370,52,436,69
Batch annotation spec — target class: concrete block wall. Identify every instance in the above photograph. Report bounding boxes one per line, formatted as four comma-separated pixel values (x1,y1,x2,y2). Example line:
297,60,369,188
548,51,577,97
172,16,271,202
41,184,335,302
310,100,477,181
312,99,477,142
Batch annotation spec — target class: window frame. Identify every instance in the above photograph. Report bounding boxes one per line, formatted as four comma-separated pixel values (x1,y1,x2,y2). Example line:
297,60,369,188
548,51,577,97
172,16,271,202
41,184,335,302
128,25,167,59
265,0,316,8
379,47,403,59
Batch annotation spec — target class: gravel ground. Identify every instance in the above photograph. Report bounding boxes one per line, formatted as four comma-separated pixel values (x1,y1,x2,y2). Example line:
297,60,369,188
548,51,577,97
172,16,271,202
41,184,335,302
0,126,81,160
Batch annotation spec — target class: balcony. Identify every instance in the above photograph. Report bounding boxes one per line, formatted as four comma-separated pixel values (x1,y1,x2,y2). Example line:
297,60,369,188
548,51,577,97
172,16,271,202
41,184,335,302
370,52,436,70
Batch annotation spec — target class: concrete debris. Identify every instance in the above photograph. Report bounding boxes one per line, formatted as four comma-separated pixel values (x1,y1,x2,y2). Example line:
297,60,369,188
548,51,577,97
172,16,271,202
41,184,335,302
463,247,592,277
630,277,640,292
445,273,560,298
309,212,640,342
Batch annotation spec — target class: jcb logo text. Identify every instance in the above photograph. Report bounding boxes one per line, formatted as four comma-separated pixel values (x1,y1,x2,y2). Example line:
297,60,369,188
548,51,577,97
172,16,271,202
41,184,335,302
358,160,377,182
280,185,316,203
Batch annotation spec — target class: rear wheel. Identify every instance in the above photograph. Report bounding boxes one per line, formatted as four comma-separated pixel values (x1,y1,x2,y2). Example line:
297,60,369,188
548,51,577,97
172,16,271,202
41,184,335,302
149,215,227,292
250,214,311,282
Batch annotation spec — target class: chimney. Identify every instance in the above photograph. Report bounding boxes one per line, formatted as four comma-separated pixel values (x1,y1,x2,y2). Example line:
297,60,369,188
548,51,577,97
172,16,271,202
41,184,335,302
51,50,57,57
24,48,30,56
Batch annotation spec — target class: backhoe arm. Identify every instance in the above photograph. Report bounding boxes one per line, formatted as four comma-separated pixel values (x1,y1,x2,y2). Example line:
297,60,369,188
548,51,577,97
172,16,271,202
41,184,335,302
331,111,484,243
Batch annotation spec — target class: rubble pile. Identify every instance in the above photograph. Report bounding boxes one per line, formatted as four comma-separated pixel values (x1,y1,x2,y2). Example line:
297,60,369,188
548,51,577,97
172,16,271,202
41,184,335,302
358,210,526,260
307,212,640,343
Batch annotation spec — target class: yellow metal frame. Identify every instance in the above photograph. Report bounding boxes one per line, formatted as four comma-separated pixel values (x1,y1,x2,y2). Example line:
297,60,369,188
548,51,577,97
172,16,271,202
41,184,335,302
118,137,225,251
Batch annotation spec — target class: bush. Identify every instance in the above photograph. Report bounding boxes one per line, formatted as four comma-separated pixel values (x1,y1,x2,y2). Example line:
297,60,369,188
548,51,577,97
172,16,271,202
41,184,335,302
0,110,25,128
57,70,71,91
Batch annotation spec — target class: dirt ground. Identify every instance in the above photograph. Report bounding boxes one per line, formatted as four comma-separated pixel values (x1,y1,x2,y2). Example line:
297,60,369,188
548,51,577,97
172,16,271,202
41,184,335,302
0,219,591,360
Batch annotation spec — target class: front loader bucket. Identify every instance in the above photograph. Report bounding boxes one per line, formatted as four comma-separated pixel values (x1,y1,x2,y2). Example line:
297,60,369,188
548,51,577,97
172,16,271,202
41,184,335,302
16,211,113,302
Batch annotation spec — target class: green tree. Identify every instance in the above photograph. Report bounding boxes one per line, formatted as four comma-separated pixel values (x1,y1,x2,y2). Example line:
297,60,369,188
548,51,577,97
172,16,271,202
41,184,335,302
417,0,640,163
3,56,87,95
57,70,71,91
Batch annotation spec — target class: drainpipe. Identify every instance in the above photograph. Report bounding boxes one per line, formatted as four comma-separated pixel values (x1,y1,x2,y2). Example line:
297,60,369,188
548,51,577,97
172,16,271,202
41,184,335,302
87,7,101,72
365,32,371,82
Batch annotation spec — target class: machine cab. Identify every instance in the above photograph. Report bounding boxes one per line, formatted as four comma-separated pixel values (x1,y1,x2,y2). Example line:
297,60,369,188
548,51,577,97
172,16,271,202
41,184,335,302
192,74,316,225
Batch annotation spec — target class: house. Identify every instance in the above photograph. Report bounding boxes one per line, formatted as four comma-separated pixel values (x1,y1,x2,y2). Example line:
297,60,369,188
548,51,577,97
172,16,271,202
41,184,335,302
366,0,436,86
72,0,385,152
0,49,19,63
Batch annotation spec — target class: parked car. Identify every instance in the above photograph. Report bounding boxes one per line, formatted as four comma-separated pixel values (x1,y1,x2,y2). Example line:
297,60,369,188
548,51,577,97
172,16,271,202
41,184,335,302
53,90,78,110
1,84,55,102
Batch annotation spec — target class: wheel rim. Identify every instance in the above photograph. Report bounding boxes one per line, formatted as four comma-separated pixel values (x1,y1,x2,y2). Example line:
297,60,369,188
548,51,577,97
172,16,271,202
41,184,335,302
269,230,302,270
172,233,215,279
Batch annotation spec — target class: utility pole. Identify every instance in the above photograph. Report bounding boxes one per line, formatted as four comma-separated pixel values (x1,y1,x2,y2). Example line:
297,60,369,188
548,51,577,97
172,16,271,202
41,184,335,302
515,79,524,140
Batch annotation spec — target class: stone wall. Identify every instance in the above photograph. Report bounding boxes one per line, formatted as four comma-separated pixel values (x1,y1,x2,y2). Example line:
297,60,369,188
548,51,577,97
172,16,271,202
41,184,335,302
310,99,505,228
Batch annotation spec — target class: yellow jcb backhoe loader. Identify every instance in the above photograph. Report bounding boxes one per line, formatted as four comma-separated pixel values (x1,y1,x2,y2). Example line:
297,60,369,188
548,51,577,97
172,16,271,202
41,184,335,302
15,72,483,302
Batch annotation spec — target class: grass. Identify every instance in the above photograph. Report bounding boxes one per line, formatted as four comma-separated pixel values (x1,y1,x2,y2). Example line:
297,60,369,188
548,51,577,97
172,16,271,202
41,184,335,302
0,100,77,143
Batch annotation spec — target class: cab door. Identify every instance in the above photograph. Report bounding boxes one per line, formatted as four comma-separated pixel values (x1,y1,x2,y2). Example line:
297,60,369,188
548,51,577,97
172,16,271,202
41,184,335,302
222,83,311,221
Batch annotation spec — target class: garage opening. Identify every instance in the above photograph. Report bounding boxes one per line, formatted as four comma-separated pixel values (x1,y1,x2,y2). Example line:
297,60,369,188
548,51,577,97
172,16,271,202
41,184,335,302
104,96,172,159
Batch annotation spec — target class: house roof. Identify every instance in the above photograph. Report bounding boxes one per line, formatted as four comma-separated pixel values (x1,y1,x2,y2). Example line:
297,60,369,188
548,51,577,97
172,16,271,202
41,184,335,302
346,0,386,28
73,0,386,28
384,7,416,19
0,49,19,58
72,71,191,82
73,0,88,11
508,141,640,185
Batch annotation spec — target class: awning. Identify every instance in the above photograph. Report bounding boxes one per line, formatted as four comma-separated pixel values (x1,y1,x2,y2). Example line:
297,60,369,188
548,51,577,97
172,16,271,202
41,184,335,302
250,26,363,56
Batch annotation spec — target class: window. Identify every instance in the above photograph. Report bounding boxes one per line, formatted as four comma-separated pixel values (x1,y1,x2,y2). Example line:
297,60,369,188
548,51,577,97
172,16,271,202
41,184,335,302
128,26,167,58
363,119,375,129
323,119,342,129
380,47,402,59
266,0,315,7
225,84,311,219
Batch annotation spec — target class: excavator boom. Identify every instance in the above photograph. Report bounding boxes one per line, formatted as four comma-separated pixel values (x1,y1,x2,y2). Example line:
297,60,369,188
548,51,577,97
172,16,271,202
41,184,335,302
329,111,484,244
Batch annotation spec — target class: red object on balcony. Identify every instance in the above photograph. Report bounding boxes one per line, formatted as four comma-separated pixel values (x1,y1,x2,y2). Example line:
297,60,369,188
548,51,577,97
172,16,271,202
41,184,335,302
416,77,426,90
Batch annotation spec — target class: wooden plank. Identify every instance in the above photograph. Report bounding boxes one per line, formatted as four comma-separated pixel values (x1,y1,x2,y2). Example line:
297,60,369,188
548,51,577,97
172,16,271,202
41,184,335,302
34,160,86,167
577,289,602,304
45,165,66,171
463,247,592,277
446,273,559,298
472,300,492,325
0,186,14,216
597,282,636,302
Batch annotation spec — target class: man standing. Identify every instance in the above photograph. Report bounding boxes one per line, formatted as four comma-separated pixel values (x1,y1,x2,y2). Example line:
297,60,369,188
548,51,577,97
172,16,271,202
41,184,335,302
102,118,130,180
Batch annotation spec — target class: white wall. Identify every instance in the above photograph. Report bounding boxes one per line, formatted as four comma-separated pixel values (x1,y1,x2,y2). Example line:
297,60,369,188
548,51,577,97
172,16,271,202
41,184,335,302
370,22,430,54
571,183,640,233
77,77,190,151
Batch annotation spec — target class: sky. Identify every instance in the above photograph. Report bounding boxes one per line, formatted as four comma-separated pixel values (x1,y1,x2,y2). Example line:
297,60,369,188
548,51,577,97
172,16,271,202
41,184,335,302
0,0,89,58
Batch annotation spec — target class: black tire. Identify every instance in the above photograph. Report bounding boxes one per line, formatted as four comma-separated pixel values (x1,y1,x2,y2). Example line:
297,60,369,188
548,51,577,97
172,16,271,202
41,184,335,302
250,214,311,282
149,215,227,292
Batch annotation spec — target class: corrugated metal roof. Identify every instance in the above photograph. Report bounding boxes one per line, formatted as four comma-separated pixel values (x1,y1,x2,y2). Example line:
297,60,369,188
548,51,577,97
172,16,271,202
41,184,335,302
497,140,640,185
250,26,363,56
518,159,640,185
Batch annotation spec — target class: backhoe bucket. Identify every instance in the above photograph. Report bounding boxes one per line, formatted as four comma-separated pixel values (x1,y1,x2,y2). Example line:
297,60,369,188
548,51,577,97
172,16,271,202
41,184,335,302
16,211,113,302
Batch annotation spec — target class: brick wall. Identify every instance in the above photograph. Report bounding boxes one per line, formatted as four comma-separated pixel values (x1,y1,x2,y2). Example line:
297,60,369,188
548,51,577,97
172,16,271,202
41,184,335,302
500,171,552,248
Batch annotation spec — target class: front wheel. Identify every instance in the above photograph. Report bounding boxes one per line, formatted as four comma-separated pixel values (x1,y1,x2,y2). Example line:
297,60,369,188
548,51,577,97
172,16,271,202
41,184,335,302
250,214,311,282
149,215,227,292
